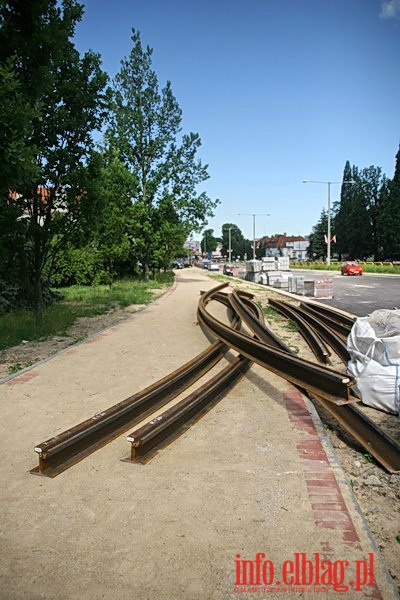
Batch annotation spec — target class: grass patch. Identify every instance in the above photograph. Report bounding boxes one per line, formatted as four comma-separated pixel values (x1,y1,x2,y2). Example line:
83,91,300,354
290,261,400,275
261,306,280,319
0,273,174,351
284,320,299,332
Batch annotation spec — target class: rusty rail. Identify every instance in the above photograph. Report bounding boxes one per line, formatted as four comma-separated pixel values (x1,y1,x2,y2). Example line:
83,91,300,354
299,302,353,338
300,300,356,332
125,355,250,463
198,283,355,405
122,290,264,463
260,298,400,472
267,298,331,363
31,280,400,476
30,306,242,477
269,298,350,363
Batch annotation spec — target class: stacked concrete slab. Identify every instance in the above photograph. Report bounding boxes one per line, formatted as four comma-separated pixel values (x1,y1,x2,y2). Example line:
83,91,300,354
243,258,312,297
288,275,305,294
304,279,333,299
261,256,290,271
276,256,290,271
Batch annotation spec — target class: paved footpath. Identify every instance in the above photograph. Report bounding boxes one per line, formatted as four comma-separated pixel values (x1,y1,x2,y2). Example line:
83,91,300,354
0,268,398,600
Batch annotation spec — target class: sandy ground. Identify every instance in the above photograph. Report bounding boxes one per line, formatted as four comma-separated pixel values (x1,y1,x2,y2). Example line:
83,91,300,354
0,267,399,599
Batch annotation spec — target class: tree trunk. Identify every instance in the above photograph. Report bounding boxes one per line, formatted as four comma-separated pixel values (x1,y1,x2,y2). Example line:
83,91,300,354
143,262,149,281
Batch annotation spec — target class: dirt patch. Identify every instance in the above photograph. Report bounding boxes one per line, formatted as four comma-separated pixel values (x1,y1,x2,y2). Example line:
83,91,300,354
0,288,167,381
217,277,400,591
1,275,399,592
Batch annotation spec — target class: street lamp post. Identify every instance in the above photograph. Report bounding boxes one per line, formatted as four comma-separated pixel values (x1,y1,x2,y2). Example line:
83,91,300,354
222,226,238,263
238,213,270,260
302,180,355,265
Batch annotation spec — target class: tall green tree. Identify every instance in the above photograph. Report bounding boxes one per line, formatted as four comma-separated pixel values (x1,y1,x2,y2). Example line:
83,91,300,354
88,148,137,286
220,223,249,260
356,165,383,258
307,209,328,260
333,162,384,259
333,161,354,259
377,145,400,260
200,228,218,255
0,0,107,317
106,29,218,279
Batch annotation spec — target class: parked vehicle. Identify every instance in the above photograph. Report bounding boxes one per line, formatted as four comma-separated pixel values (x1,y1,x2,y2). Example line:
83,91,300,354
172,260,184,269
341,261,363,276
223,264,234,276
208,262,220,271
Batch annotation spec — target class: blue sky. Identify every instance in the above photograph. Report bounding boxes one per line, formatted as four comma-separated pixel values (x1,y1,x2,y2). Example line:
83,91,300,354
75,0,400,242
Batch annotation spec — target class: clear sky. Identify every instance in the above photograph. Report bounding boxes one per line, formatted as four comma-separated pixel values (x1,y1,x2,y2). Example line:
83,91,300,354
74,0,400,242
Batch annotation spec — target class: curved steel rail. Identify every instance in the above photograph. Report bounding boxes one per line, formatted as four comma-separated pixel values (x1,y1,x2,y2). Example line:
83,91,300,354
269,298,350,363
300,300,356,332
250,297,400,472
122,290,267,462
267,297,331,364
198,283,355,405
299,302,353,338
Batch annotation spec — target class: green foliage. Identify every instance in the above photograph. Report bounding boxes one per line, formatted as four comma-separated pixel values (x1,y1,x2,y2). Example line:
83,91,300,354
105,29,219,278
49,244,101,287
0,0,108,316
261,306,280,319
362,452,375,464
200,228,219,254
0,279,21,313
284,320,298,332
376,145,400,260
307,208,328,260
8,361,34,374
0,275,173,351
220,223,250,260
329,154,398,260
0,58,40,195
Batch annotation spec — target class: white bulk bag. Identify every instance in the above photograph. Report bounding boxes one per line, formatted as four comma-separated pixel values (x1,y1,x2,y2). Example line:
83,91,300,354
347,309,400,415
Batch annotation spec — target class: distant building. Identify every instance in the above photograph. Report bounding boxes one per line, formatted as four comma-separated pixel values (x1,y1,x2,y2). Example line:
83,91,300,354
184,239,201,254
258,233,309,261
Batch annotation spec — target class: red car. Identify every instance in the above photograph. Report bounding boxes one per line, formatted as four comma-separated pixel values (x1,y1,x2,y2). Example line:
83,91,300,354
341,261,363,276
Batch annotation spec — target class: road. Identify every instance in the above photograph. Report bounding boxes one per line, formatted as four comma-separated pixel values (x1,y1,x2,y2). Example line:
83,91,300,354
296,270,400,317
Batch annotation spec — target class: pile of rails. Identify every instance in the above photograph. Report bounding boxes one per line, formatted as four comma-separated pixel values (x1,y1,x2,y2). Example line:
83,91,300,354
31,283,400,478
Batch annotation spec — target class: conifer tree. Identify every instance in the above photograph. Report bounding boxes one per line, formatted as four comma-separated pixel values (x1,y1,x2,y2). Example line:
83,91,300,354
377,145,400,260
307,209,328,260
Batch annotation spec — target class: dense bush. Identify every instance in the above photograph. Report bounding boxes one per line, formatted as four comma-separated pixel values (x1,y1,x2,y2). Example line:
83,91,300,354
50,245,101,287
0,279,21,313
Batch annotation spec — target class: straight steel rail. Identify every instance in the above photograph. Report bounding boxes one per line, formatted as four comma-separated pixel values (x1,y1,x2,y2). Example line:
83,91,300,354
31,308,242,477
125,355,250,462
312,396,400,473
123,290,265,462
